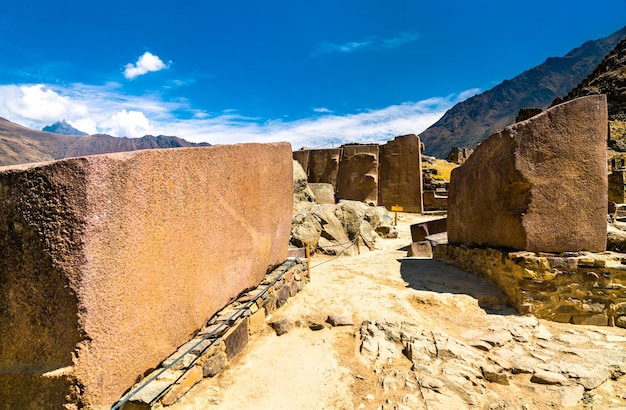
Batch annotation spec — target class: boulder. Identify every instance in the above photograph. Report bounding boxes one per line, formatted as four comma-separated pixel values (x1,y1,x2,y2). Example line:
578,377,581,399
365,206,394,229
607,224,626,252
290,211,322,248
293,160,315,204
448,95,608,252
311,205,356,256
359,220,378,250
334,203,361,240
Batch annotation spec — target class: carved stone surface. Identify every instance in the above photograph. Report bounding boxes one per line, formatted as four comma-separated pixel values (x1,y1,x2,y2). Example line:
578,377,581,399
307,148,341,187
378,134,423,213
0,142,292,408
336,144,379,204
448,95,608,252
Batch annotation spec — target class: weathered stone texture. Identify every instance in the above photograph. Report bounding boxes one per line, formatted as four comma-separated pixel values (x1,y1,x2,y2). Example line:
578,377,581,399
336,144,379,204
292,149,309,174
448,95,608,252
609,170,626,204
378,134,423,213
0,143,292,408
308,183,335,204
307,148,341,187
435,244,626,326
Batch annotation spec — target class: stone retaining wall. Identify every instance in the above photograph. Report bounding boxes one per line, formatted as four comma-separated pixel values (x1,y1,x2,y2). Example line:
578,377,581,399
0,143,292,409
434,244,626,327
117,259,308,409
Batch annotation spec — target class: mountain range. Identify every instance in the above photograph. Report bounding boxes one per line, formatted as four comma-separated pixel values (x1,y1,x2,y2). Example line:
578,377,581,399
0,117,209,167
420,25,626,158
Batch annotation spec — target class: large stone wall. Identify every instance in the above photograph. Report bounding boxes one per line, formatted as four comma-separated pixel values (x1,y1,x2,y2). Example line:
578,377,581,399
294,135,423,212
0,143,292,409
448,95,608,252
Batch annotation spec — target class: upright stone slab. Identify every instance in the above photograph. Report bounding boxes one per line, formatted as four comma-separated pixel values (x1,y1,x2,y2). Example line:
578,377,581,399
307,148,342,188
378,134,423,213
0,143,292,408
448,95,608,252
292,149,310,175
336,144,379,205
609,170,626,204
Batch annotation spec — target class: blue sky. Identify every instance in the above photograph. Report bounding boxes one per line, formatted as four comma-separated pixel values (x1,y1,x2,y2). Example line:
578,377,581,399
0,1,624,150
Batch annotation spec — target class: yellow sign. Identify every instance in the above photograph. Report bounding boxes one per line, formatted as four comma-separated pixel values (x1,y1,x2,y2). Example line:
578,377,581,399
391,205,403,211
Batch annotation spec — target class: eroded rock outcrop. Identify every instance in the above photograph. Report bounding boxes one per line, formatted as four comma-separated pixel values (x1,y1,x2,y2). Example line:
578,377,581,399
290,165,395,255
448,95,608,253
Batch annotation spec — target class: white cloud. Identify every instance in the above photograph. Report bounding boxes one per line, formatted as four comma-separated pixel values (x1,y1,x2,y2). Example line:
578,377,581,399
312,107,332,113
0,84,89,126
0,82,479,153
313,29,421,56
123,52,168,80
102,110,151,138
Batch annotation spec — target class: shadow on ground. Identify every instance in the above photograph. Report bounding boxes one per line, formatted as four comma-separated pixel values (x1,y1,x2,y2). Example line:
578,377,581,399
399,257,517,315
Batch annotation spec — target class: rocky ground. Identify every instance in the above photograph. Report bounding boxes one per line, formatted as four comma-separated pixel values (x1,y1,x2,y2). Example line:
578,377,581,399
169,213,626,410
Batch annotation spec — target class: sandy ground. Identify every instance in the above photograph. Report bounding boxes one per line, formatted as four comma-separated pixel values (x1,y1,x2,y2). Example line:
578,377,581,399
169,213,626,410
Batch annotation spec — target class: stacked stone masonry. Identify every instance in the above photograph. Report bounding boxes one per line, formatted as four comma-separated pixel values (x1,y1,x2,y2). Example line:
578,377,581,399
117,259,308,409
435,244,626,327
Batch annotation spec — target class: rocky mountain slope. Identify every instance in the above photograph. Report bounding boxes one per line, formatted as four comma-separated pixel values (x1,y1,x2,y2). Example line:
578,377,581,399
42,119,87,135
554,35,626,120
0,117,209,167
420,25,626,158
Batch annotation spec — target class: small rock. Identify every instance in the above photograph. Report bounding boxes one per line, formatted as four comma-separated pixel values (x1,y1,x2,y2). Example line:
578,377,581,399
480,331,513,347
471,340,493,351
420,375,445,392
308,321,326,331
364,394,375,402
269,318,292,336
481,365,509,385
530,369,568,385
327,315,354,326
202,352,228,377
560,384,585,407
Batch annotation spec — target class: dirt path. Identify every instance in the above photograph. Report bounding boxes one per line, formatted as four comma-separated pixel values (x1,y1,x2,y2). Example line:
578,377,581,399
170,213,626,410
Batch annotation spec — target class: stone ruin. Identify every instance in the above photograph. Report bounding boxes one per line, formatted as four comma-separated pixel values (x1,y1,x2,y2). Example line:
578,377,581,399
445,146,473,164
294,134,424,213
448,94,608,253
291,160,397,256
0,143,292,408
434,95,626,326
